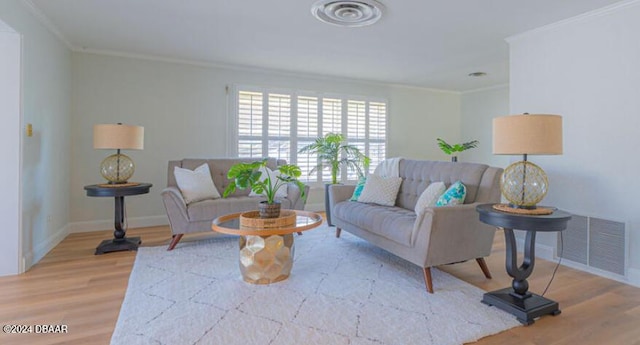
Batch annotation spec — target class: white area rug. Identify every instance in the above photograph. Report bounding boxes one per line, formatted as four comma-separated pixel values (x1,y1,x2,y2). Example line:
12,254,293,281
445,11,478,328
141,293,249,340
112,226,519,345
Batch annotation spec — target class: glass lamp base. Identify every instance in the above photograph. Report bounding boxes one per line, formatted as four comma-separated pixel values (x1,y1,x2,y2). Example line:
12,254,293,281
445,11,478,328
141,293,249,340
100,153,135,184
500,160,548,208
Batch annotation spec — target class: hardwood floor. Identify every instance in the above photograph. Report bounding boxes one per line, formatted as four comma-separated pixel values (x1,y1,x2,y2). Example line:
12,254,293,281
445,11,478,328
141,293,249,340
1,225,639,345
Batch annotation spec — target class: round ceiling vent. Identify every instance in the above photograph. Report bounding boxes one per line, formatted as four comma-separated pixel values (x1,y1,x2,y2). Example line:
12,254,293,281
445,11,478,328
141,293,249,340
311,0,385,27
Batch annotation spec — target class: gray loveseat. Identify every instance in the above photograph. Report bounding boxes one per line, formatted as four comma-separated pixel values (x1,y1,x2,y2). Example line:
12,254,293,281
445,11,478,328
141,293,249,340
328,159,502,293
162,158,308,250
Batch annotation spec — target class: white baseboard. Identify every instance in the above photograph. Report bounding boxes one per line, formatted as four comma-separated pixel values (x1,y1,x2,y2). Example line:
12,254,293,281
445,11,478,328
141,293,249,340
68,215,169,233
626,267,640,288
23,223,70,271
516,238,640,288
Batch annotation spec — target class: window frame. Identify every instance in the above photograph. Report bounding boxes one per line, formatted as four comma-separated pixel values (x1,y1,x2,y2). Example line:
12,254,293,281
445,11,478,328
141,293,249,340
228,84,389,186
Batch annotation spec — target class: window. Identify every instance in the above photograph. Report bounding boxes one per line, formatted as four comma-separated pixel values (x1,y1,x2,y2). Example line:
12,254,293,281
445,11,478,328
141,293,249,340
231,87,387,183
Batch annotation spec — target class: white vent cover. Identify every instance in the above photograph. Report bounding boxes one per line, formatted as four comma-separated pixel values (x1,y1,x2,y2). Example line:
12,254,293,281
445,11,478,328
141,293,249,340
311,0,384,27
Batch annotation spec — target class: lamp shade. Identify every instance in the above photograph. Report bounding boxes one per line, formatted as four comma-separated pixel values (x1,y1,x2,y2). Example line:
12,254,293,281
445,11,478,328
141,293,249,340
493,114,562,155
93,124,144,150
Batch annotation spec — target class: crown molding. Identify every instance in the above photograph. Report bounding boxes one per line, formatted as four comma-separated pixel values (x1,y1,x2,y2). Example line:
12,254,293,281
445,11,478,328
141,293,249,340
461,83,509,95
74,47,461,94
507,0,640,43
19,0,74,49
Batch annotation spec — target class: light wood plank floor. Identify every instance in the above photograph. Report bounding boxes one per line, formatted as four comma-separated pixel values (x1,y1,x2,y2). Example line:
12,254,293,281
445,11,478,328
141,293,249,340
1,224,639,345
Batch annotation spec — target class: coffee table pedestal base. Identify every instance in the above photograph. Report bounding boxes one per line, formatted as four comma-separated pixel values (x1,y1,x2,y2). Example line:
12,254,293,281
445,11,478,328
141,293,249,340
239,234,294,284
482,288,561,325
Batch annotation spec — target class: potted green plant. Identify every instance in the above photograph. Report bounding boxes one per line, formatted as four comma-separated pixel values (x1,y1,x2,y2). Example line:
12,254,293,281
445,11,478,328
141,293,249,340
436,138,479,162
223,159,306,218
298,133,369,226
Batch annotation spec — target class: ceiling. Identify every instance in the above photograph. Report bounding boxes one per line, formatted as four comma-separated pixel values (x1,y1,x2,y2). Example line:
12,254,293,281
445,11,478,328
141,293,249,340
29,0,623,91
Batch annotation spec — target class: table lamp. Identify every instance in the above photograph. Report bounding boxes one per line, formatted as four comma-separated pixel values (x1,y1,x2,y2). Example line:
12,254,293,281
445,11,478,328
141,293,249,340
93,123,144,184
492,114,562,214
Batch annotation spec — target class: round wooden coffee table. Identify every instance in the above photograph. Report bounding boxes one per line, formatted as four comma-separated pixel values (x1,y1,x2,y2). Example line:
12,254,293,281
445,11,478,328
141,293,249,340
212,210,323,284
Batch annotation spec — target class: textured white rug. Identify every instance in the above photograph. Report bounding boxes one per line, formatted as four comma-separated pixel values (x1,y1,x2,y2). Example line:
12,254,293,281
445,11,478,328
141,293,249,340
111,226,519,345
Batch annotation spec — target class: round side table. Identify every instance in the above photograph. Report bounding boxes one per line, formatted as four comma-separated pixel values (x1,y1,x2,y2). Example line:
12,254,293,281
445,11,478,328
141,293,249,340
476,203,572,325
84,183,152,255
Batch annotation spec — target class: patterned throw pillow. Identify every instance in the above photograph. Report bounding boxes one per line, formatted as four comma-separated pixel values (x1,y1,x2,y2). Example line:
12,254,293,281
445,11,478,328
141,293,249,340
357,174,403,206
414,182,446,214
435,181,467,207
350,177,367,201
174,163,221,204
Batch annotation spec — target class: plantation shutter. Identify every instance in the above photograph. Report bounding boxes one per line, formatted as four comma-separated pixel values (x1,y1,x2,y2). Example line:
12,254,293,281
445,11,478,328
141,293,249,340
368,101,387,172
237,91,263,157
267,93,291,162
233,87,387,183
347,100,366,180
297,96,319,182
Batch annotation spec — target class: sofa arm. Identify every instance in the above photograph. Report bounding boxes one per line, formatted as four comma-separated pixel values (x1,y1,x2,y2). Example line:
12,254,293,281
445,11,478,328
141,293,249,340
161,187,189,234
414,202,496,267
328,184,355,212
287,183,310,210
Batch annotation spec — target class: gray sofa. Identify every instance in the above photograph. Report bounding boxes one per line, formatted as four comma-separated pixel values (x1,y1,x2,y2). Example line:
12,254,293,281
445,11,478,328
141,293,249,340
328,159,502,293
161,158,309,250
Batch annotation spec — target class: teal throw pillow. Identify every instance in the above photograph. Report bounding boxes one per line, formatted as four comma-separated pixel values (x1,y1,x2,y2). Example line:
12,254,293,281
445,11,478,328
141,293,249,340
435,181,467,207
350,177,366,201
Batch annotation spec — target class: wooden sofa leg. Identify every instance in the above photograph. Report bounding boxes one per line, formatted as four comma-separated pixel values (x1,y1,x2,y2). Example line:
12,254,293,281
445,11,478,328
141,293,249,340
335,227,342,238
423,267,434,293
476,258,492,279
167,234,184,251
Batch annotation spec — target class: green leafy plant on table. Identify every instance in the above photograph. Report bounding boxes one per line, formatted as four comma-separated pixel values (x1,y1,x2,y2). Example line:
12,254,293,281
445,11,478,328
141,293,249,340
437,138,479,162
223,159,306,204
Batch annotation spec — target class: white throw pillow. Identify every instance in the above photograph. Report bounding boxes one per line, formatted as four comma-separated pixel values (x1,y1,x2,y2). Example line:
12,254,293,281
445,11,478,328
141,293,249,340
357,174,403,206
414,182,446,215
174,163,221,204
249,166,288,198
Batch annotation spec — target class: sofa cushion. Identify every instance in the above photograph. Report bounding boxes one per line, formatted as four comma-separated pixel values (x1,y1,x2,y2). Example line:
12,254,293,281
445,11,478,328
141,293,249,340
187,196,294,222
414,182,446,215
174,163,221,204
436,181,467,207
333,201,416,246
357,174,403,206
396,160,488,210
350,177,366,201
168,158,281,196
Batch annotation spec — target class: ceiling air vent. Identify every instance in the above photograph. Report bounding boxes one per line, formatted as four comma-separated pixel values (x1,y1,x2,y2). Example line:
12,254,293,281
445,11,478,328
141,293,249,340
311,0,385,27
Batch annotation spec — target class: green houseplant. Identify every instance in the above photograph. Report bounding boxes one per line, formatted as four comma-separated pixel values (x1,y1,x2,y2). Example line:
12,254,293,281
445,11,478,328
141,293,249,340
298,133,370,184
437,138,479,162
298,133,369,226
223,159,306,218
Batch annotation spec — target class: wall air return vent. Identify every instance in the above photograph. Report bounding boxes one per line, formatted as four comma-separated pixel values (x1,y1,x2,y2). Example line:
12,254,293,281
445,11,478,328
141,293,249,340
558,215,626,277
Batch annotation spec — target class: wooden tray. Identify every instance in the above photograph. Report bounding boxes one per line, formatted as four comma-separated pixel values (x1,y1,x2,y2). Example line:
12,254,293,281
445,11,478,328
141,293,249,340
239,210,297,229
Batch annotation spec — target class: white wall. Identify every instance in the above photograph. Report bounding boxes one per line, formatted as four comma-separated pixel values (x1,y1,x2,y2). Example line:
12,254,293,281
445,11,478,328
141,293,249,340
69,52,462,228
0,23,21,276
460,85,511,167
0,0,72,270
387,86,461,161
508,1,640,286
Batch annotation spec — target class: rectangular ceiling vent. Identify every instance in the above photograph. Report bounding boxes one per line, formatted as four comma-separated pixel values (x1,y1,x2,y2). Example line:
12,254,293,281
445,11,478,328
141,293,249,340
557,215,626,277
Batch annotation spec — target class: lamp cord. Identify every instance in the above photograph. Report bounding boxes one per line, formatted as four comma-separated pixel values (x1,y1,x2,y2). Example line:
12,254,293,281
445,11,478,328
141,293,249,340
542,231,563,297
